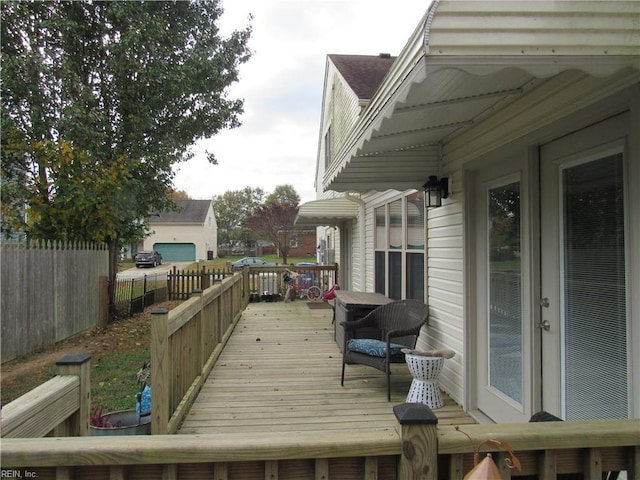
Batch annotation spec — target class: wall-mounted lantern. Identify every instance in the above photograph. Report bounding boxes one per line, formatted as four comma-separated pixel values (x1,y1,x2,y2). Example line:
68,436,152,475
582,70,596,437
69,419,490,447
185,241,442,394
422,176,449,208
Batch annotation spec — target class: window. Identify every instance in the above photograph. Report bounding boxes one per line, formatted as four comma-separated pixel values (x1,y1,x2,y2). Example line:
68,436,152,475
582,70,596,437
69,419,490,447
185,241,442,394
389,200,402,250
561,154,627,419
488,181,522,403
375,207,386,294
374,192,425,301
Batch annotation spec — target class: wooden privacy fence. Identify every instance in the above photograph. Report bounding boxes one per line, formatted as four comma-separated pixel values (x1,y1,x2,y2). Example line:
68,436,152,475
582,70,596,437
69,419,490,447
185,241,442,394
151,271,248,434
165,264,338,301
0,241,109,363
167,265,234,300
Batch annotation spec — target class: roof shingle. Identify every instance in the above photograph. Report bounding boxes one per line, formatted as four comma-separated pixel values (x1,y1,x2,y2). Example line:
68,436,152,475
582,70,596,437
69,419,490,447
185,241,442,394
329,53,396,101
152,199,212,224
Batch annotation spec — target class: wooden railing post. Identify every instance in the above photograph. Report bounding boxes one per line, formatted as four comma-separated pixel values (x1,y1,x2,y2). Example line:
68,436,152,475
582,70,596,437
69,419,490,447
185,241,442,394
192,289,206,371
151,307,169,435
242,266,249,300
394,403,439,480
55,353,91,436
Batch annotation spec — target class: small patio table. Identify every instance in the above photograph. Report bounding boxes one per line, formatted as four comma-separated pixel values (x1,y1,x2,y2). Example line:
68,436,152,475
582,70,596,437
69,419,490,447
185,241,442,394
334,290,392,352
405,353,445,409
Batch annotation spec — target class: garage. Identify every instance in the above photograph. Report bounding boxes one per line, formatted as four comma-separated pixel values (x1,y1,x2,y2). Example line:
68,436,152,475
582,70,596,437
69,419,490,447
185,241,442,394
154,243,196,262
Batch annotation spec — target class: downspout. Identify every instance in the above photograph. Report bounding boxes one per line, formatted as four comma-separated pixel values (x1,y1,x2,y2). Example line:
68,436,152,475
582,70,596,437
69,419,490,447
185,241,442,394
345,192,366,290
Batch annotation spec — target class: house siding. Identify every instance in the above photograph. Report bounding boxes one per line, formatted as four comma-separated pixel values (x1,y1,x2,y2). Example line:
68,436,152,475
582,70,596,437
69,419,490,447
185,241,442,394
318,60,362,185
427,0,640,57
422,196,465,406
313,57,379,287
330,73,361,158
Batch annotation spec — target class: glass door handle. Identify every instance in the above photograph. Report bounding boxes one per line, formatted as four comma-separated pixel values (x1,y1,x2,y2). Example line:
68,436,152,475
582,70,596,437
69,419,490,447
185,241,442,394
538,320,551,331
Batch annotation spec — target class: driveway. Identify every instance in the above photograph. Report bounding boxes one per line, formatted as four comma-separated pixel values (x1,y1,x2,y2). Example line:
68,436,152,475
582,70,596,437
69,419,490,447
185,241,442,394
117,261,193,280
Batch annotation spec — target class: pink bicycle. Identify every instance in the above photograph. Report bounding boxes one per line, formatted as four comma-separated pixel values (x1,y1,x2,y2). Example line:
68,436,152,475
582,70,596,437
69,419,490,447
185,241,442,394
283,270,322,301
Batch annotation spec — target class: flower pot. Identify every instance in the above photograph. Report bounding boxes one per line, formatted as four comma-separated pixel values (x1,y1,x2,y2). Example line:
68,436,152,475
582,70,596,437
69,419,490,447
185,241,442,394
90,409,151,436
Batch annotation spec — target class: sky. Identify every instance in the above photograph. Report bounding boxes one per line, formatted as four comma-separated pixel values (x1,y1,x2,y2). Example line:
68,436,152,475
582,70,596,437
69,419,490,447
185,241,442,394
172,0,431,205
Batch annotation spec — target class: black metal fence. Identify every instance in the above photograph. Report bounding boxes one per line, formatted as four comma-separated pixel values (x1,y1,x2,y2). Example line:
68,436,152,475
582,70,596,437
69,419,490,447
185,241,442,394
111,274,168,320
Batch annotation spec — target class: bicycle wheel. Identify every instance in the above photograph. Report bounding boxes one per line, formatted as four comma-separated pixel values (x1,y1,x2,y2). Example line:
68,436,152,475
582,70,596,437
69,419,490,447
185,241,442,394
306,286,322,301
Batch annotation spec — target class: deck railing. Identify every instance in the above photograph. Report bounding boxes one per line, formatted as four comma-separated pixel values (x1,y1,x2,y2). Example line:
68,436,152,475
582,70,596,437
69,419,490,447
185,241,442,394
1,353,91,438
166,265,234,300
151,271,248,434
435,417,639,479
2,406,638,479
243,263,338,300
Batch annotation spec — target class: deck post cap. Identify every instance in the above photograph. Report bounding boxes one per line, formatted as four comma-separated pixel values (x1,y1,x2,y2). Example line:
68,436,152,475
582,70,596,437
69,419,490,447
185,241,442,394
394,403,438,425
56,353,92,365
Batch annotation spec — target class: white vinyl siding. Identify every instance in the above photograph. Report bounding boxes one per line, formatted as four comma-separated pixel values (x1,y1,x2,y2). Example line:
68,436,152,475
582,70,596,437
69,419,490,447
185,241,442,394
419,194,465,406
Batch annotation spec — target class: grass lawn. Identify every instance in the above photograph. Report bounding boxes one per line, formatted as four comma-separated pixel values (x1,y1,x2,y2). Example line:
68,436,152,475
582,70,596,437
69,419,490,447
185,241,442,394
1,301,180,416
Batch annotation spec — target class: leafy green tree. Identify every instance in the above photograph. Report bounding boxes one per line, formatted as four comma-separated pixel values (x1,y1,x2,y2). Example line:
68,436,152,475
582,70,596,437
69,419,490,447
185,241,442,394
213,187,265,249
1,1,252,316
265,184,300,206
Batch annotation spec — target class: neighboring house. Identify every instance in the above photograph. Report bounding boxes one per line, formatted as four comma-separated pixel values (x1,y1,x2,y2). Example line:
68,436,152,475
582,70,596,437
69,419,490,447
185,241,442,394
143,199,217,262
260,229,317,259
288,229,317,258
297,1,639,424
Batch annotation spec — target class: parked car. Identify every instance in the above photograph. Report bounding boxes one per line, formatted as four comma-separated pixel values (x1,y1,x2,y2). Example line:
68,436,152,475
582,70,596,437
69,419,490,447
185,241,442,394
231,257,274,269
135,250,163,268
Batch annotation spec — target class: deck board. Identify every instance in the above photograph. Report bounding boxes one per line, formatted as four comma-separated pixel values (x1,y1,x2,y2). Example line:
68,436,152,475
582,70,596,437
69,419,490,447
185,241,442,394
178,301,475,436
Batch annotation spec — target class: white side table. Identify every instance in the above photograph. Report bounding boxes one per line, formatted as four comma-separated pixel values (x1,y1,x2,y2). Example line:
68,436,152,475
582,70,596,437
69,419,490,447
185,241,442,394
405,354,445,409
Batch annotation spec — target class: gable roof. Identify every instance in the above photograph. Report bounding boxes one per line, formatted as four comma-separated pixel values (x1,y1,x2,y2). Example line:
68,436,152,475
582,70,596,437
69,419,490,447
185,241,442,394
152,199,212,224
328,54,396,101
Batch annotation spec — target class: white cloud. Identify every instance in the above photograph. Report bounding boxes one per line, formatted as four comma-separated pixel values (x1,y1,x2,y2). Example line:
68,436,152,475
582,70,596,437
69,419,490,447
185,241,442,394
173,0,430,204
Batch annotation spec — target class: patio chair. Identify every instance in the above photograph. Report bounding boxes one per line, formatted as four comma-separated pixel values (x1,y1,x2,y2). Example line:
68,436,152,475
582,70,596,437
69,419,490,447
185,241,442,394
340,299,429,401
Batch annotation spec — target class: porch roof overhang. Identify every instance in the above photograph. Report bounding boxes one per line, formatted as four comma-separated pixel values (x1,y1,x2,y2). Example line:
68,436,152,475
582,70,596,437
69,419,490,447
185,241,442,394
323,0,640,193
295,197,360,227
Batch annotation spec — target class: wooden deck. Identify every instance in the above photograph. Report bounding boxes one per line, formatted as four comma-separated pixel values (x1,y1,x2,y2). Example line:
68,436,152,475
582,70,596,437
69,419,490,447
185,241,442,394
178,300,475,436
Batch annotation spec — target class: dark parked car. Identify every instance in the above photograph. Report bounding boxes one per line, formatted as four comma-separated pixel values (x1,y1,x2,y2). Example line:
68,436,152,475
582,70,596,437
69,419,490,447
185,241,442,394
135,250,163,268
231,256,274,269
